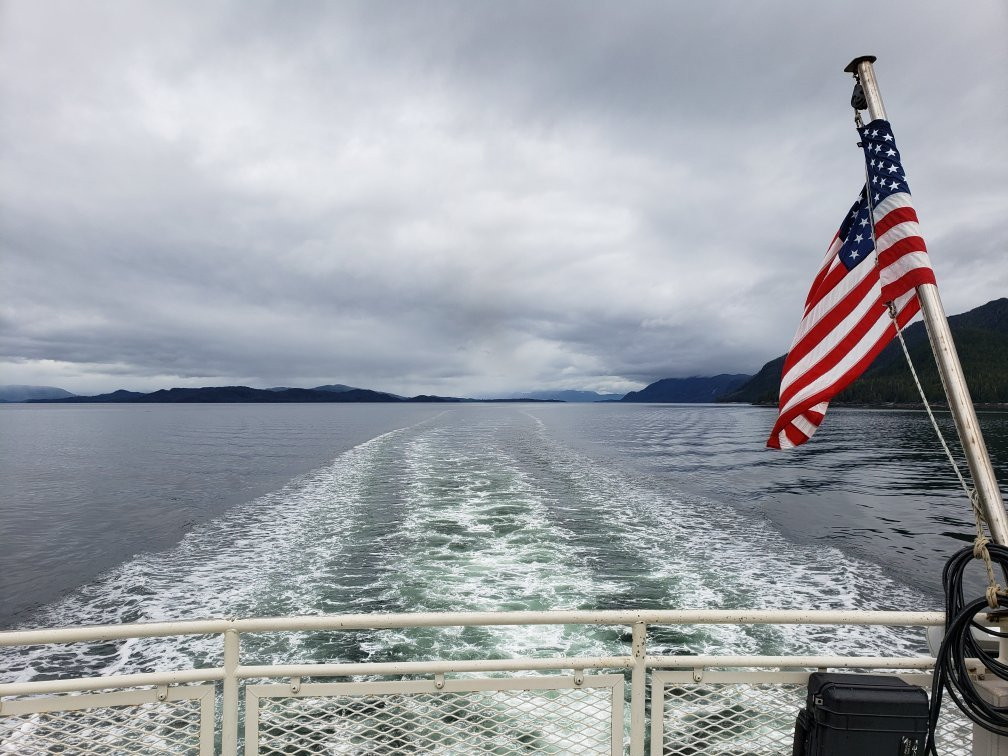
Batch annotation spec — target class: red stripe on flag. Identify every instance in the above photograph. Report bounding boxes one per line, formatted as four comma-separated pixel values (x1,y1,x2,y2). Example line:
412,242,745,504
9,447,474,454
784,424,808,446
880,269,937,303
874,206,918,238
878,235,927,268
805,408,825,424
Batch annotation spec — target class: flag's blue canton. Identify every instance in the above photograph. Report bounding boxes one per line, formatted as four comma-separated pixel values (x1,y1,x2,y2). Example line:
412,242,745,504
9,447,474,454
836,190,874,272
859,120,910,206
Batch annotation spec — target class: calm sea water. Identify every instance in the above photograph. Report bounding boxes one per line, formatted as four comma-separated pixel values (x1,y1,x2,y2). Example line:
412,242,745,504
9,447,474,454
1,402,1006,681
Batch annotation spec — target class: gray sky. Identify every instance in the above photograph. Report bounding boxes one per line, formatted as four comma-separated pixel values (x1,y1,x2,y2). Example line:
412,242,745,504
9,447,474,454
2,1,1006,396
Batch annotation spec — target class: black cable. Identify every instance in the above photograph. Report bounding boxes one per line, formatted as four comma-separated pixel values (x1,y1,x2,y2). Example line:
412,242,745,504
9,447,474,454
927,544,1008,754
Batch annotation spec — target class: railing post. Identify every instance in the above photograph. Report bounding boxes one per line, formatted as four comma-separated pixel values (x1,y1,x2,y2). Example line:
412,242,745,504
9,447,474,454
221,627,240,756
630,621,647,756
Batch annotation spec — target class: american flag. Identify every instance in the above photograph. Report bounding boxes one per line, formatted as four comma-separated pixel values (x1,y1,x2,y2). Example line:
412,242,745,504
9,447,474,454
767,119,936,449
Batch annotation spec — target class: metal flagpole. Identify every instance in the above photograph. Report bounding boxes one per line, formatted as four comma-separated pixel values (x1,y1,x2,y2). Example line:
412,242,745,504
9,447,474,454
844,55,1008,546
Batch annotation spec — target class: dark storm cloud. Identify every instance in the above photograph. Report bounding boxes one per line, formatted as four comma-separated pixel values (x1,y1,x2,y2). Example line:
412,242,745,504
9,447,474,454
1,1,1005,395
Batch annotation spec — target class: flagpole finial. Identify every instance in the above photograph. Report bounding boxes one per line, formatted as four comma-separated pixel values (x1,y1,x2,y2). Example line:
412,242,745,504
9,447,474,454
844,55,877,74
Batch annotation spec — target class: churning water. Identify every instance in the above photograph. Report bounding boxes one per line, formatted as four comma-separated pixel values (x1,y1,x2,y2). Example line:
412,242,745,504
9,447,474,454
1,403,1006,681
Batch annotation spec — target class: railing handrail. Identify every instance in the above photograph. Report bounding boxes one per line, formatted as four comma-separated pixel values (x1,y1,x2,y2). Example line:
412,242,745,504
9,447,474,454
1,652,956,699
0,608,946,646
1,609,962,756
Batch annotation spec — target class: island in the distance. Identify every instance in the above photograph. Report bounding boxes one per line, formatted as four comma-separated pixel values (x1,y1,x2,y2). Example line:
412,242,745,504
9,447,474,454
17,384,565,404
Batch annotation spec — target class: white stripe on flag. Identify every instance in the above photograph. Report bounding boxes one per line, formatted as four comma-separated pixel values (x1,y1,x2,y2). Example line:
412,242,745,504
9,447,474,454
882,251,933,284
791,414,819,437
873,192,913,218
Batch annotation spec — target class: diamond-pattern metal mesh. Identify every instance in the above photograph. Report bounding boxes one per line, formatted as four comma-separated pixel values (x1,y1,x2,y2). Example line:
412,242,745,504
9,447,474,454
934,704,973,756
659,682,803,755
254,687,614,754
0,699,203,755
658,682,971,756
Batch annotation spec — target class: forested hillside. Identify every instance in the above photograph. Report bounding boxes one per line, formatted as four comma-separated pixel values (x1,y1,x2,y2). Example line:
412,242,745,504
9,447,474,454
721,298,1008,405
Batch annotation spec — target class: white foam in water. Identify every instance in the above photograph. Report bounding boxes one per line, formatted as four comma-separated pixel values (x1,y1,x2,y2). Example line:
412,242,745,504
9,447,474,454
518,408,930,658
361,427,623,661
2,408,930,686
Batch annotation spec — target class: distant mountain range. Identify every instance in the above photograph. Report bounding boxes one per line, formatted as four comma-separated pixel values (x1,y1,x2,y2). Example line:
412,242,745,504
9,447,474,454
35,386,454,404
10,383,607,404
17,384,566,404
621,374,751,403
721,297,1008,405
7,299,1004,407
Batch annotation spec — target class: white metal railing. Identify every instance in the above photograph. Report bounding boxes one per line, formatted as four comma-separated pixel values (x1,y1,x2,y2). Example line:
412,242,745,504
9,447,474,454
0,609,976,755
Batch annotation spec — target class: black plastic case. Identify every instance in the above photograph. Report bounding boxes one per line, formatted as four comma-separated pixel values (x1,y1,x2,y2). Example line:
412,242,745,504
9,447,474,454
792,672,929,755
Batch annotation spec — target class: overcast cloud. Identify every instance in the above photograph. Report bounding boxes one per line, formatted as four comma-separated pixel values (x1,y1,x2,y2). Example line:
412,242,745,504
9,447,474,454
1,1,1006,396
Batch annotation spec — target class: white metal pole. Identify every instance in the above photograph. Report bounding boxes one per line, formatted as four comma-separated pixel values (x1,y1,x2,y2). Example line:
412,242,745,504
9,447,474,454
221,628,240,756
629,621,647,756
845,55,1008,546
